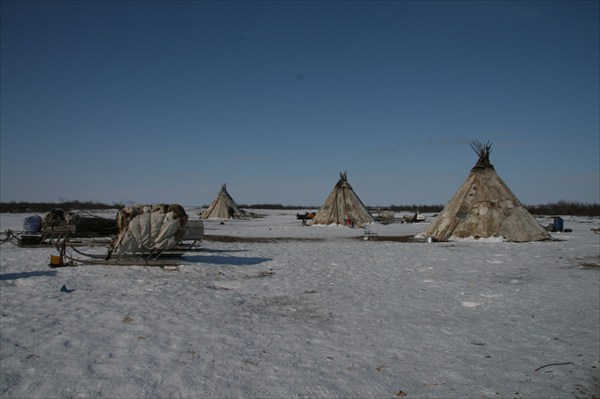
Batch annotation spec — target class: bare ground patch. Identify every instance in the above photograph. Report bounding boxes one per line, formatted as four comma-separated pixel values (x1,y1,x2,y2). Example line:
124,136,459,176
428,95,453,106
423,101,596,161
572,255,600,269
355,235,420,242
203,234,324,243
578,261,600,269
204,234,421,243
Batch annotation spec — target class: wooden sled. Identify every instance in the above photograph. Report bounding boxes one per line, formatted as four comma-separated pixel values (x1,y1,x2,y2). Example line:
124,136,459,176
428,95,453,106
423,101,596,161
47,217,205,267
2,229,112,248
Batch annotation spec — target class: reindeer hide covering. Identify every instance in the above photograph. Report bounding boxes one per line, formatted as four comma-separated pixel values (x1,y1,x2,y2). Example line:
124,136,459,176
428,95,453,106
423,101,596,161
112,204,188,254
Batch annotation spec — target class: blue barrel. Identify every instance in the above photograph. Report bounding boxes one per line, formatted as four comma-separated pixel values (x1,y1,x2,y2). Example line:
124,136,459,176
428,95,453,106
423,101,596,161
553,217,564,232
23,215,42,233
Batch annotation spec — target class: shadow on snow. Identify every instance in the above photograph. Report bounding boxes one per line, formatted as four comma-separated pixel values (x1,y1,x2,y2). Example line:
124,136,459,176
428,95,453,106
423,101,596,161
0,271,58,280
183,254,272,266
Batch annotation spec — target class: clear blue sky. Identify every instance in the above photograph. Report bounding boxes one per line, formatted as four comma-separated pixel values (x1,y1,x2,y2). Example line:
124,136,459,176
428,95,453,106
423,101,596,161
1,0,598,207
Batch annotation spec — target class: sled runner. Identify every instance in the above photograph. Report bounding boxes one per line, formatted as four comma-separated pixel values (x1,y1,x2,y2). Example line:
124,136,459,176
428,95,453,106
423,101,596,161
62,246,185,267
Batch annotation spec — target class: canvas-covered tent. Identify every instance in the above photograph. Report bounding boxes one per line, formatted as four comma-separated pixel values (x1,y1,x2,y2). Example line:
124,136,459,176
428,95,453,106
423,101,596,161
422,141,550,242
200,184,247,219
312,172,374,227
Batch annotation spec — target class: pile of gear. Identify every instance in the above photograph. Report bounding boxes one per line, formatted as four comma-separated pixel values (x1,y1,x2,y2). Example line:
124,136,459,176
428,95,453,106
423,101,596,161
111,204,188,255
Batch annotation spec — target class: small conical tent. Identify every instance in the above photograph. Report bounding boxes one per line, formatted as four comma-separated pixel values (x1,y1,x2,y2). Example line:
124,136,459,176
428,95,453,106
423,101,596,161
201,184,247,219
312,171,374,227
423,141,550,242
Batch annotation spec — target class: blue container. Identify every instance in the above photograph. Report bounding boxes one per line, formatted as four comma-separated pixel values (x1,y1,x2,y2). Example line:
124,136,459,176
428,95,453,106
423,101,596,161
23,215,43,233
553,217,564,232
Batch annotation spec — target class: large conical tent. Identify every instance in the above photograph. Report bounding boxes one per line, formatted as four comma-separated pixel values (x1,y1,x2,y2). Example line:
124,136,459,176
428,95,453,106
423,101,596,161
423,141,550,242
201,184,247,219
312,172,374,227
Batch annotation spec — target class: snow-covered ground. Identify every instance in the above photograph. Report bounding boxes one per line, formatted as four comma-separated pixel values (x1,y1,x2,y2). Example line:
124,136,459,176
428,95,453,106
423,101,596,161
1,209,599,399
